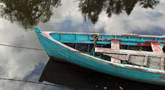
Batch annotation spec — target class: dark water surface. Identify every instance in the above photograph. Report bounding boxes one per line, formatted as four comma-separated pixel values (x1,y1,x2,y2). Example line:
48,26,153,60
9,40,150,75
0,0,165,90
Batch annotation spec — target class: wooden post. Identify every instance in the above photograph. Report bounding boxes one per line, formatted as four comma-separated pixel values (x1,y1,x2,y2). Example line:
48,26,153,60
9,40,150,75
111,41,121,63
151,42,164,70
161,58,164,70
144,55,148,66
126,54,130,61
151,43,163,53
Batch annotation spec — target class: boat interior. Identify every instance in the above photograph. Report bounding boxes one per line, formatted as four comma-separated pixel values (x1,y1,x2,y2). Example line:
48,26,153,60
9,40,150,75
64,43,165,71
49,33,165,70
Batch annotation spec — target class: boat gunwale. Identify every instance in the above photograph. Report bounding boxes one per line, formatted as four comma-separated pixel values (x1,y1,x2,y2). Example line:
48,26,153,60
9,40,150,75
38,31,165,75
46,31,165,39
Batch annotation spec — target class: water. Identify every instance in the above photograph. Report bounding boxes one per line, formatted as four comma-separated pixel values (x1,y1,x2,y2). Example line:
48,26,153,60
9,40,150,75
0,0,165,90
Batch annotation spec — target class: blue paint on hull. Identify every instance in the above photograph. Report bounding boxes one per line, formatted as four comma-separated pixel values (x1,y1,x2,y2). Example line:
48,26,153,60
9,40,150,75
34,27,165,86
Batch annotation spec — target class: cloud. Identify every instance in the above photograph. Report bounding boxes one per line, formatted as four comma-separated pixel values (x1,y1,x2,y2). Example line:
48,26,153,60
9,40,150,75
0,18,50,89
94,1,165,35
49,0,83,27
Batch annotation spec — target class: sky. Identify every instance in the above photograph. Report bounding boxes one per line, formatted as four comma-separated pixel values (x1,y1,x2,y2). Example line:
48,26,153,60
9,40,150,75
0,0,165,90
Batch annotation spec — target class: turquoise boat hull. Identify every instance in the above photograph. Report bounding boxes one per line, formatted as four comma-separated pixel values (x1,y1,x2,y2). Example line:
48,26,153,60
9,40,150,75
34,27,165,86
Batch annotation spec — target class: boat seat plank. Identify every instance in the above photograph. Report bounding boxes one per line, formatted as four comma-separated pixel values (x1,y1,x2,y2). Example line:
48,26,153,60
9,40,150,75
103,53,145,66
148,57,161,70
103,53,127,61
95,47,165,57
111,41,121,64
96,47,165,70
128,56,145,66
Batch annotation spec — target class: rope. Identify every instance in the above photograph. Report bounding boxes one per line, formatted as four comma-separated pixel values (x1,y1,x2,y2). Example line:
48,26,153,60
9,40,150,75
93,34,100,47
0,78,62,87
0,43,77,52
0,44,45,50
93,34,100,42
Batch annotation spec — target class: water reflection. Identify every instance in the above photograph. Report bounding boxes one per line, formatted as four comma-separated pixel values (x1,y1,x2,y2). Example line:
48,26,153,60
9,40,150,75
39,59,165,90
139,0,159,9
79,0,159,24
0,0,61,29
0,0,160,29
0,0,164,89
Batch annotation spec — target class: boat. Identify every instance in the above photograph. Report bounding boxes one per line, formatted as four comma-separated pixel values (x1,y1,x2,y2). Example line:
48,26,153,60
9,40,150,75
34,27,165,86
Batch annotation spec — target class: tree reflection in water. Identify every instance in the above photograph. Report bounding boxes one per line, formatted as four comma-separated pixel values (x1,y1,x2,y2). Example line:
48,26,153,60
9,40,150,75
0,0,159,29
0,0,61,29
79,0,159,24
139,0,159,9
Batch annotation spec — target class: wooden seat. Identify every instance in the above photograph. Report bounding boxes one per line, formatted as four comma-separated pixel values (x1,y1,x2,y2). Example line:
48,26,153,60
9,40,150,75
95,47,165,57
95,47,165,70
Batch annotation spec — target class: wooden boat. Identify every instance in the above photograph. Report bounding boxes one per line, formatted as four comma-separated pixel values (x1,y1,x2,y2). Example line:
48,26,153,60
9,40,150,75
34,27,165,86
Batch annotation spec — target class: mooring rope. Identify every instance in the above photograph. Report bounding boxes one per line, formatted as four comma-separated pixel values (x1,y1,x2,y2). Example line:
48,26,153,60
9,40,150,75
0,44,45,50
0,43,77,52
